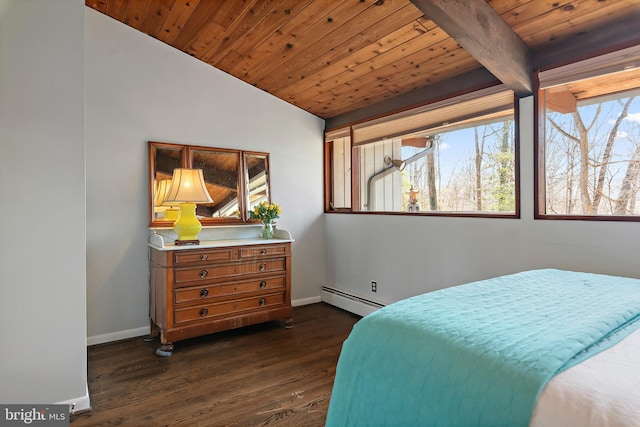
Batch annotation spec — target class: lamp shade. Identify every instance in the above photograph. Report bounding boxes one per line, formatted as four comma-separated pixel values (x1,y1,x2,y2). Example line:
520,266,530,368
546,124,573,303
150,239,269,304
164,168,213,204
154,179,177,206
154,178,180,220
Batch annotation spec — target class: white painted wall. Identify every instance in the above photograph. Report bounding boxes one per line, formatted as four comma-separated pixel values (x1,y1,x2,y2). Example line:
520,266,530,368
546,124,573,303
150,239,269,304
0,0,88,408
85,8,325,342
0,0,13,21
325,96,640,304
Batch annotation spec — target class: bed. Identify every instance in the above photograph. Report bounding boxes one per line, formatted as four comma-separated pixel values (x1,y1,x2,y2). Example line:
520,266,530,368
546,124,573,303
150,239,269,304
325,269,640,427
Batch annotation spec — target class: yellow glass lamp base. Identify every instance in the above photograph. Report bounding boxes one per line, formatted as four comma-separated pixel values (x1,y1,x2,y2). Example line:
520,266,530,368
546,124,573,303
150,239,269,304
173,203,202,245
164,208,179,221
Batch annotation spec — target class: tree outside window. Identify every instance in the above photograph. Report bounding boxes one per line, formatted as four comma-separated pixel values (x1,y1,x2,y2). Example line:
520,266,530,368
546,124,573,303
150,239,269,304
358,114,516,214
543,88,640,216
398,119,516,213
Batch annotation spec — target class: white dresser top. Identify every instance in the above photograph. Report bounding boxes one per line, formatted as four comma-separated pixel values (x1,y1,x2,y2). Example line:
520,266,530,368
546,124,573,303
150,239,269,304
148,225,293,251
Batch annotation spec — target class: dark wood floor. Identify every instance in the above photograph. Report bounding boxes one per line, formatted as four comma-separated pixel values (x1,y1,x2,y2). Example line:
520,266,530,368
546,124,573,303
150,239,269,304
71,303,360,427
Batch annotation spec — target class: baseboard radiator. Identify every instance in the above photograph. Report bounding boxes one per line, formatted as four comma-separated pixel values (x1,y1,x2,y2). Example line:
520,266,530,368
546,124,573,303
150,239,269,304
321,285,385,317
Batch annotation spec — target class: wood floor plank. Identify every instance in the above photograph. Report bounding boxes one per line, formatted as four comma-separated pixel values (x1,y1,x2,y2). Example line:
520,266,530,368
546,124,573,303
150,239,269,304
71,303,360,426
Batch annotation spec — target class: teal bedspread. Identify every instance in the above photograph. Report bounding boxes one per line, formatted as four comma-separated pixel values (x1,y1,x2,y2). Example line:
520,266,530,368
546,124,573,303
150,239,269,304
326,269,640,427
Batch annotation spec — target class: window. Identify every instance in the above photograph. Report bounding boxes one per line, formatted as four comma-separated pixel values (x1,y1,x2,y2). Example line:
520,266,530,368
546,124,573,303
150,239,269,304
536,45,640,219
325,127,352,211
325,86,518,217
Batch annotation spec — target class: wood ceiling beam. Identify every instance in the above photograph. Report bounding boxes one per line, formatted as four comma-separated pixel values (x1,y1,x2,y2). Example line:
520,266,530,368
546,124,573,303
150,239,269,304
409,0,532,97
533,10,640,71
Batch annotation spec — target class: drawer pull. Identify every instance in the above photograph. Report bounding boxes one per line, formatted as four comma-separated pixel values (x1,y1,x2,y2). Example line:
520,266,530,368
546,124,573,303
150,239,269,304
200,308,208,317
200,288,209,298
260,280,267,289
199,269,209,278
200,254,208,261
259,263,266,271
261,248,267,255
259,298,266,306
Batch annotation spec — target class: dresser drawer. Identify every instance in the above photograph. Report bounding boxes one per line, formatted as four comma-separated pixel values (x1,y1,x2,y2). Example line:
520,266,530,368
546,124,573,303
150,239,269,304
239,244,289,259
173,247,236,265
174,258,286,285
174,293,286,324
174,276,286,304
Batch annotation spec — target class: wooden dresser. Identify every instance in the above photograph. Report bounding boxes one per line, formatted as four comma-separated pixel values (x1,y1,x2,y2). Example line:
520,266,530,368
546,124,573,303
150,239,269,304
148,231,293,356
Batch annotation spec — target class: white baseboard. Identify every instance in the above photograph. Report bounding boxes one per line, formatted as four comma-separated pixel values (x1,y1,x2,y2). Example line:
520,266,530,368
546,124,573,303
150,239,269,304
321,285,385,317
58,384,91,413
292,296,321,306
87,326,149,346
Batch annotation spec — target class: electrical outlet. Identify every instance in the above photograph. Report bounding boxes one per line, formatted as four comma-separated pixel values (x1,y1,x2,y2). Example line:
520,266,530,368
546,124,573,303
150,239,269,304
371,281,377,292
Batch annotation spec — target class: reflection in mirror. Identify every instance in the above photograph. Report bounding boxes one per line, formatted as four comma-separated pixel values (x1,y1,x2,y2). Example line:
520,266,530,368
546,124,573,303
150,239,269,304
245,153,270,213
191,149,241,219
153,146,183,222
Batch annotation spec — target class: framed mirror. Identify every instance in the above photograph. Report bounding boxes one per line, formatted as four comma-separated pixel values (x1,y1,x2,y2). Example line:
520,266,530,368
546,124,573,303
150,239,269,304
149,141,270,226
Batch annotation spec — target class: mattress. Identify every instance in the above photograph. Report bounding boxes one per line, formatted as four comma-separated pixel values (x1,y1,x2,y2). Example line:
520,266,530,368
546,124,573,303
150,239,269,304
531,327,640,427
326,269,640,426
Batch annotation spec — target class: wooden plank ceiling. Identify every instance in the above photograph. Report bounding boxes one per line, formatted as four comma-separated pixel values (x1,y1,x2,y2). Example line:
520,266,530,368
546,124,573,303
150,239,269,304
86,0,640,121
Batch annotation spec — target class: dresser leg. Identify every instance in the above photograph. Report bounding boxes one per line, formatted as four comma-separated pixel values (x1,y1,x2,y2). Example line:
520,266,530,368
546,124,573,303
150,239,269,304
284,317,294,329
155,343,174,357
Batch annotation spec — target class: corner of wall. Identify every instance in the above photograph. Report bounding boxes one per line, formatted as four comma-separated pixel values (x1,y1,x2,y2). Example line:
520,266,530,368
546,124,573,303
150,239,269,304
58,384,91,414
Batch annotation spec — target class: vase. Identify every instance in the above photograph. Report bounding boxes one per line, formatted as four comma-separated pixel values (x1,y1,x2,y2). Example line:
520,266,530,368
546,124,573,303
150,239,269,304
261,221,274,239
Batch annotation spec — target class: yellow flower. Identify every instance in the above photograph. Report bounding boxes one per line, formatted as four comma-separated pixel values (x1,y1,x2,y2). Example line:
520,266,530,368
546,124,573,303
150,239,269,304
249,200,281,221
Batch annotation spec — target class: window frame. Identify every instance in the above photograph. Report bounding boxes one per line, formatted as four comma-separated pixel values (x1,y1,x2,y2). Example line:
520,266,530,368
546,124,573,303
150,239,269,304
324,86,521,219
534,48,640,222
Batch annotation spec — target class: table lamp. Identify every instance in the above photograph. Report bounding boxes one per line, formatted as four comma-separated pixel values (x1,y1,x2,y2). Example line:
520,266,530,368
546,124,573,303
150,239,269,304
163,168,213,245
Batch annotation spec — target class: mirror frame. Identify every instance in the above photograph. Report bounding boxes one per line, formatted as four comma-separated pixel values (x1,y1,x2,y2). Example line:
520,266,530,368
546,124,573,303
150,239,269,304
148,141,271,227
244,151,271,214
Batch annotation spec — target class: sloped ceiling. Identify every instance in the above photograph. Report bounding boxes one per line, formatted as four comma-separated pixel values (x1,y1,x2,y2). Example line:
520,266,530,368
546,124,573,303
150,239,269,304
86,0,640,127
